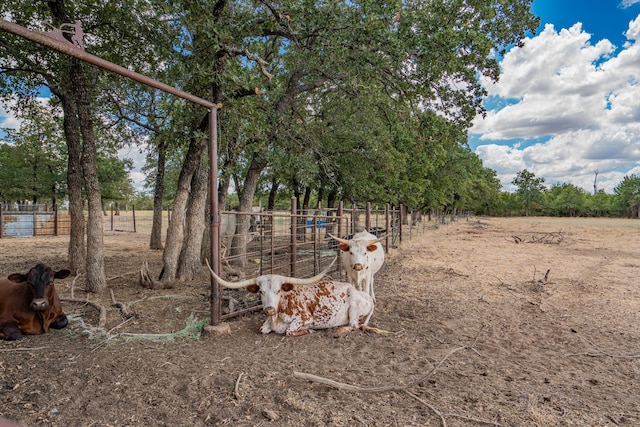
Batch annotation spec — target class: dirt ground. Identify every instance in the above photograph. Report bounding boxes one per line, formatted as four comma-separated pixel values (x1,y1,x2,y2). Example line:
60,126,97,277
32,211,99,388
0,216,639,427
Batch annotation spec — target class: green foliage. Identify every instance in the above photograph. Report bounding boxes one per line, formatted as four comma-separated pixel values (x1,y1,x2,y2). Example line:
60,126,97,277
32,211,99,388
545,184,586,217
512,169,546,216
1,0,541,213
614,175,640,218
0,101,67,204
96,155,134,202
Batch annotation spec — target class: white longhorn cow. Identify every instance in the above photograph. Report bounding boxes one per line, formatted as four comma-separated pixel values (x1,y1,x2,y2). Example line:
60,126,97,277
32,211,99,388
206,261,374,336
329,230,385,301
219,209,262,255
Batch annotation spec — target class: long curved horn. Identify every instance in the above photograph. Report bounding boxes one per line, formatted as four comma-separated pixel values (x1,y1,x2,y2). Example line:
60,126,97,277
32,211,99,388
205,259,257,289
327,233,349,245
369,235,387,245
284,258,337,285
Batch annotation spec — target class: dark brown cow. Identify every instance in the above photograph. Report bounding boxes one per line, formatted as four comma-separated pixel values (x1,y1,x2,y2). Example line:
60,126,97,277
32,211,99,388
0,264,70,340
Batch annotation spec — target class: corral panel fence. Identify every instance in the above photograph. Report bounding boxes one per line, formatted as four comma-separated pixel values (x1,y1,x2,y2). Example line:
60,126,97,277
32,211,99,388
2,201,470,319
215,200,451,319
0,204,70,238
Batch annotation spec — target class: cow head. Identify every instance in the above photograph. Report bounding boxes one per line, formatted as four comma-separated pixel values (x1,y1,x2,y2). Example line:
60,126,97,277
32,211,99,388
7,264,71,311
206,259,335,317
328,233,384,271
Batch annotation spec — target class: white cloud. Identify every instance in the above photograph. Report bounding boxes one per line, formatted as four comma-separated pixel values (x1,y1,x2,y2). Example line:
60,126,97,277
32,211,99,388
0,99,22,131
118,142,149,192
471,17,640,193
621,0,640,8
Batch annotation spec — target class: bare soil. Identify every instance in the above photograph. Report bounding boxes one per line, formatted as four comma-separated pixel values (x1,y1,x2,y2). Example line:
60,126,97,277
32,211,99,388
0,217,639,427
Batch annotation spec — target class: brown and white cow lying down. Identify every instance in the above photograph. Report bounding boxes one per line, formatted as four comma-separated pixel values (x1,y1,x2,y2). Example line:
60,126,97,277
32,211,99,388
207,261,375,336
0,264,70,340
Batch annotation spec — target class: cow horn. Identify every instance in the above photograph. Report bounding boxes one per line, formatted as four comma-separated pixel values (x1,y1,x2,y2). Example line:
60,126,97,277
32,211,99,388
283,258,337,285
327,233,349,245
369,235,386,245
205,259,257,289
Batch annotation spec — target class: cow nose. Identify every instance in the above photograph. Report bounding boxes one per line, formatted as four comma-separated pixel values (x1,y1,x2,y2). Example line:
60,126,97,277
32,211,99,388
263,307,276,316
31,298,49,311
353,264,363,271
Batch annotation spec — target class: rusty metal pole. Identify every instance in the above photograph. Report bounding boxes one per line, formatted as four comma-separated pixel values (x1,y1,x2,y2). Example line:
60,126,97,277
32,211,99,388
209,108,221,325
290,197,297,277
0,19,216,110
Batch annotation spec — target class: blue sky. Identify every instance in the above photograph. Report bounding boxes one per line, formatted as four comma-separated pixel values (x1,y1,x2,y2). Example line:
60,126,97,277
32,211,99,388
470,0,640,193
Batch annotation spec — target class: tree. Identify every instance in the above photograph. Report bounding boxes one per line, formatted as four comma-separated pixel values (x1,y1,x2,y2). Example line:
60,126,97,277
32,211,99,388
546,183,586,217
2,0,540,285
512,169,546,216
1,0,175,291
0,101,67,205
587,189,614,217
614,175,640,218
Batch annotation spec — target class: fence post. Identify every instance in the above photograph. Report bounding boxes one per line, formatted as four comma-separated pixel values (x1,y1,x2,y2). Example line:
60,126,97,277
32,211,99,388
337,201,344,280
110,203,114,231
385,203,390,252
366,202,371,231
133,205,137,233
312,209,318,275
290,197,297,277
351,203,357,233
32,209,36,237
0,204,3,239
399,204,404,245
54,203,58,236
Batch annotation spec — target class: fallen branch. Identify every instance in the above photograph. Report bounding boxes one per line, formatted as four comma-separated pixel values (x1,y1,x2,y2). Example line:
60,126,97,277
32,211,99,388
294,327,494,427
566,332,640,359
361,324,390,335
107,271,138,282
404,389,446,426
139,261,172,290
109,289,135,319
69,273,84,299
106,316,136,336
234,372,244,400
61,298,107,328
0,346,47,352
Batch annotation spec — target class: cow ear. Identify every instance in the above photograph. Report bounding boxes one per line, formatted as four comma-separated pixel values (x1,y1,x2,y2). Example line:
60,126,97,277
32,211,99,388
7,273,26,283
281,283,294,292
246,284,259,294
338,242,349,252
366,244,378,252
55,269,72,280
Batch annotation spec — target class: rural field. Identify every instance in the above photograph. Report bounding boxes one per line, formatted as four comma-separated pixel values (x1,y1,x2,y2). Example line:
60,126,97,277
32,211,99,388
0,216,639,426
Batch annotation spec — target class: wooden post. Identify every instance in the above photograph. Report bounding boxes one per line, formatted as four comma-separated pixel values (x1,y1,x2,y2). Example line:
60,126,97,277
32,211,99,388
366,201,371,231
54,203,58,236
385,203,390,252
337,201,344,280
132,205,137,233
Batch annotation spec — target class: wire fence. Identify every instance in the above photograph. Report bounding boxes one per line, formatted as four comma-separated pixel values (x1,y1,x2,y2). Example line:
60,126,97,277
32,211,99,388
0,202,471,319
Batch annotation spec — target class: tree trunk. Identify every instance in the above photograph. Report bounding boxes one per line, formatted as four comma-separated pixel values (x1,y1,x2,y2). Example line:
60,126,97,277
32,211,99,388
161,133,206,282
48,1,85,276
232,151,267,267
177,155,208,280
218,167,231,211
59,89,85,275
327,189,338,209
74,62,107,293
150,138,167,250
267,177,278,211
